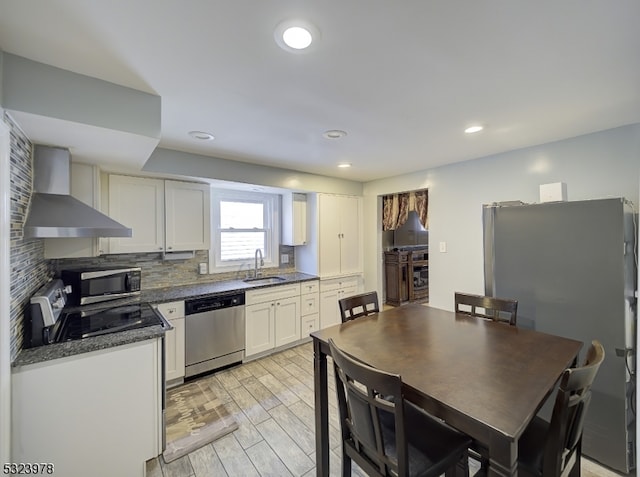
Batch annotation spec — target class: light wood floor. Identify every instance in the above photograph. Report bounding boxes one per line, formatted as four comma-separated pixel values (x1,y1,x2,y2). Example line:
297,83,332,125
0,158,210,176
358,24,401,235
146,342,630,477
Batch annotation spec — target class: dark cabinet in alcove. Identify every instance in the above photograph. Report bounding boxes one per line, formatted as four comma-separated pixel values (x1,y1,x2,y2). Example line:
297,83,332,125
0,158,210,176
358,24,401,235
384,248,429,306
384,250,410,306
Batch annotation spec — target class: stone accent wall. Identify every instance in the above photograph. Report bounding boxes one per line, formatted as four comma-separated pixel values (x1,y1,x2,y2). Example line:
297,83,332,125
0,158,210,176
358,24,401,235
7,113,54,359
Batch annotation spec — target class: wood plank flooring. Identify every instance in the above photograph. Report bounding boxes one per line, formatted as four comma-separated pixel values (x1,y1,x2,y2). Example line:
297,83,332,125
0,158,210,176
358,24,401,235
146,341,630,477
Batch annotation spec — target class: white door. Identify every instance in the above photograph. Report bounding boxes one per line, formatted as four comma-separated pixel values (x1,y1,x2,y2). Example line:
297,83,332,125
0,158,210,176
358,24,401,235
339,196,361,275
109,175,164,253
164,317,185,383
245,302,275,357
318,194,341,276
320,289,341,329
165,181,210,251
274,296,300,347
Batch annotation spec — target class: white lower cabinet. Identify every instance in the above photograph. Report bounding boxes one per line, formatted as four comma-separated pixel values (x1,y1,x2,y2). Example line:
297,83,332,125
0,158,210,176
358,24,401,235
319,276,361,329
11,340,163,477
246,301,275,356
245,283,301,358
156,301,185,387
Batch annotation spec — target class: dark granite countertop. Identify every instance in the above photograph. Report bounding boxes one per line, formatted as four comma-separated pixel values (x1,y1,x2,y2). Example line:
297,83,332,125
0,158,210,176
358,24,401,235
13,272,319,368
141,271,318,304
12,324,168,368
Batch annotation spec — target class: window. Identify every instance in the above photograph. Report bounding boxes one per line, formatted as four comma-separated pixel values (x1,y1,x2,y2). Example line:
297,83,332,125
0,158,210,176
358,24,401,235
210,189,279,272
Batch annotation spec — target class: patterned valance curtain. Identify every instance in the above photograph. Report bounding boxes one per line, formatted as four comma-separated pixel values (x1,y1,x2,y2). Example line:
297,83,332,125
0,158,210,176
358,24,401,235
382,189,428,231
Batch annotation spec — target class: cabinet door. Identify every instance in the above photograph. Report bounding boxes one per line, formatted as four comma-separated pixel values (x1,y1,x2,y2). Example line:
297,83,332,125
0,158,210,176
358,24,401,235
318,194,342,276
282,193,307,246
165,180,211,251
245,302,275,357
108,175,164,253
320,289,341,329
339,196,361,275
274,296,301,347
165,317,185,384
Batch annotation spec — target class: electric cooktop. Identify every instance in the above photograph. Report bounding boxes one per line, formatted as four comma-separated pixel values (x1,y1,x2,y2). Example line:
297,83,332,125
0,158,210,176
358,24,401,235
55,302,163,342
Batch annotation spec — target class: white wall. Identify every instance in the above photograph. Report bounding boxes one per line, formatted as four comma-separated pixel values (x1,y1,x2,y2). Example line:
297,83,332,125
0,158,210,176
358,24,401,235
363,123,640,310
0,115,11,464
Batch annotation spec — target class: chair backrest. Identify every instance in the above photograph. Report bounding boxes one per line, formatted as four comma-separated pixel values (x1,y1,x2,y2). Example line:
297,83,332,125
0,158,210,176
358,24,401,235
454,292,518,326
339,291,380,323
328,338,407,476
542,340,605,477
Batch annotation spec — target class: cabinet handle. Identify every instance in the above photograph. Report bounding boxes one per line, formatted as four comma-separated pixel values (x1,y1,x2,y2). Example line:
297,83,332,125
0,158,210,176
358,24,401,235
167,246,173,250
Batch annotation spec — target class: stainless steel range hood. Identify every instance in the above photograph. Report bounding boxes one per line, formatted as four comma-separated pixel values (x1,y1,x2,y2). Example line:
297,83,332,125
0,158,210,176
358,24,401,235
23,146,133,238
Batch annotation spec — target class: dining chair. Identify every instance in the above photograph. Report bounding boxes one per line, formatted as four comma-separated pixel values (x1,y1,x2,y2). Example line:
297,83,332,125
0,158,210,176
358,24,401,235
339,291,380,322
471,340,605,477
455,292,518,473
328,338,471,477
454,292,518,326
517,339,605,477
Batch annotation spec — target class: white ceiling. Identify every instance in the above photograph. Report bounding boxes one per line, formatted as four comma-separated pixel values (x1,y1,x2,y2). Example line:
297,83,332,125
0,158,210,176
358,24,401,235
1,1,639,183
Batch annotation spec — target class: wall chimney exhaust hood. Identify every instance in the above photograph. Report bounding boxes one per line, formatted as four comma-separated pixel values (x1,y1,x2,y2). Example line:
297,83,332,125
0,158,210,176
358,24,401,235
23,146,133,238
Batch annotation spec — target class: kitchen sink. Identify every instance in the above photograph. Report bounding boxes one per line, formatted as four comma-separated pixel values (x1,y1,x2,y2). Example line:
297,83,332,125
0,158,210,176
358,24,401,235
243,276,287,285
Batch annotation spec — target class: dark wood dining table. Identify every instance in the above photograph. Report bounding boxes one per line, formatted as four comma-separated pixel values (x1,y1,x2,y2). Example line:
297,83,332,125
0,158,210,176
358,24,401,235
311,303,583,477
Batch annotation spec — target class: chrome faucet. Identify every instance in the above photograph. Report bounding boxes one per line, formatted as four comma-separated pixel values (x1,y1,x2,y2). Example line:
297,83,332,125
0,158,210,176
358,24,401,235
254,248,264,278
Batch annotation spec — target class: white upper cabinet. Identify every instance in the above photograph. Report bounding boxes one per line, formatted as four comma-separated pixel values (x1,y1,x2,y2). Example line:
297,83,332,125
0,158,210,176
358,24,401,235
165,180,211,252
282,192,307,246
108,175,165,253
317,194,362,277
106,175,210,254
296,193,363,278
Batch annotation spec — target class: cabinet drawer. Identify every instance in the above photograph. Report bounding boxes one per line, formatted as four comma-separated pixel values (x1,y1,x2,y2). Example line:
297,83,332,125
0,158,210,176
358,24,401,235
301,293,319,316
300,280,319,294
246,283,301,306
302,313,319,336
156,300,185,319
320,276,361,293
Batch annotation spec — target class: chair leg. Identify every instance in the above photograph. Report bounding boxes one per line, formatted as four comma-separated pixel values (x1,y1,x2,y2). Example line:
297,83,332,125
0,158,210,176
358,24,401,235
341,447,352,477
568,440,582,477
445,453,470,477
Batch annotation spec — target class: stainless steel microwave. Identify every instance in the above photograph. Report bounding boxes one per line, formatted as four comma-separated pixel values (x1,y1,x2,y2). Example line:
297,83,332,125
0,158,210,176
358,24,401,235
61,267,142,305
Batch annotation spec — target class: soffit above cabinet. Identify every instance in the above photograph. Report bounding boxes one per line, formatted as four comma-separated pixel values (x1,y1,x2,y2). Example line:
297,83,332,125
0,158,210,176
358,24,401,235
2,53,161,170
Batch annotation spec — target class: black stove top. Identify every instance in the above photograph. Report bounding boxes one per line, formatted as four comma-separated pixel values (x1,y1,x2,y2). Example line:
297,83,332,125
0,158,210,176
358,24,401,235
54,302,163,342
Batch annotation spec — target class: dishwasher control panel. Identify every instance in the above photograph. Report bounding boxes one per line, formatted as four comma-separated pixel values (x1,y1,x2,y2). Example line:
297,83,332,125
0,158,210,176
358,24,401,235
185,292,245,315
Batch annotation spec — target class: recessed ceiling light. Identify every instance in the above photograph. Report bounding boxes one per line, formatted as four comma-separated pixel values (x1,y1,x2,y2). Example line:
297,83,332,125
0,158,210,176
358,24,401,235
323,129,347,139
338,163,352,168
283,27,312,49
188,130,214,141
275,20,319,53
464,125,484,134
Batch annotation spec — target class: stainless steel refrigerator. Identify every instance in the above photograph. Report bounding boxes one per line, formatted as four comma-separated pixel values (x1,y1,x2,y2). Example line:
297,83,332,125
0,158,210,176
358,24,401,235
483,198,637,473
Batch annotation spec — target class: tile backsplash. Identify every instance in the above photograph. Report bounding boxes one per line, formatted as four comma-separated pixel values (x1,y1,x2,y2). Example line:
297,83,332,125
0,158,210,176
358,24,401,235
7,113,55,359
52,245,296,290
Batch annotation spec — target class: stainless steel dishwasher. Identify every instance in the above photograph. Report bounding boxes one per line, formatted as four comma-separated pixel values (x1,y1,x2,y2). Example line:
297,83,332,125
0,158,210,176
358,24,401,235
184,292,245,377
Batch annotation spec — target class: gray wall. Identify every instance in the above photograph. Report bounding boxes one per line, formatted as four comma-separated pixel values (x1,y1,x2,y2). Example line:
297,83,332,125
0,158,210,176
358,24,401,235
363,123,640,310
